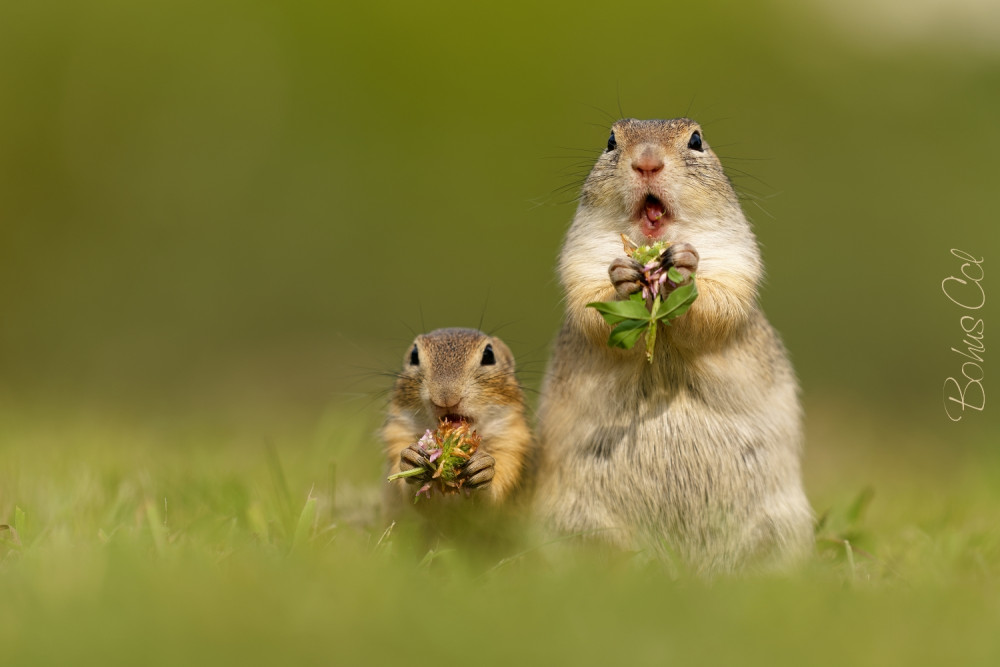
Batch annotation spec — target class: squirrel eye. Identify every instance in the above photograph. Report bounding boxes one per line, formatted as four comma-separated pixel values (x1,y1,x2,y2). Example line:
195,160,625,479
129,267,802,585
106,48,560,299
481,344,496,366
409,345,419,366
606,131,617,152
688,131,704,152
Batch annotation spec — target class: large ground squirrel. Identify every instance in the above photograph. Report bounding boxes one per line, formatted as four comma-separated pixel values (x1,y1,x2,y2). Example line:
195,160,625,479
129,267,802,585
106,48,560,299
382,328,533,516
535,118,812,573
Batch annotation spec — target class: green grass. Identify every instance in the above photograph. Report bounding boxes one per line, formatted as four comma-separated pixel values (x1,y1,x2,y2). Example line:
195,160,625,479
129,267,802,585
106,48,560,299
1,402,998,666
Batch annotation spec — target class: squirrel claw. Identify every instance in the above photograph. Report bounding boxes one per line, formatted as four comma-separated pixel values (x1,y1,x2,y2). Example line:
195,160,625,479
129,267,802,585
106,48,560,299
609,257,644,300
460,450,495,488
663,243,699,283
399,444,431,485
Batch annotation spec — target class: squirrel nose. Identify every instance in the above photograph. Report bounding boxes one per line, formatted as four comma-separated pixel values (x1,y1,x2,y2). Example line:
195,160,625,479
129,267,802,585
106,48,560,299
431,397,463,418
632,149,664,178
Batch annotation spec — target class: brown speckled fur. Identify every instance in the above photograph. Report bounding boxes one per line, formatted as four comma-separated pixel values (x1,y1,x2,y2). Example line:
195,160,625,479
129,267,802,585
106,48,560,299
535,119,813,574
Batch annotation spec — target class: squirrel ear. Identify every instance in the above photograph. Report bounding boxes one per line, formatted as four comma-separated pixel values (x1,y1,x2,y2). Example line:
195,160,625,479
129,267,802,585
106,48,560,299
480,344,496,366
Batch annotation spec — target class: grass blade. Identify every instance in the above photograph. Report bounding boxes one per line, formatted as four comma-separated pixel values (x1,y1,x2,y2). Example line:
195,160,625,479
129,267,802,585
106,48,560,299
290,493,317,555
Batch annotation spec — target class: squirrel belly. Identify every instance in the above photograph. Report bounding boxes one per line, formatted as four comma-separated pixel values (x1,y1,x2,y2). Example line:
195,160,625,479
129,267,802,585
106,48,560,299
536,310,812,572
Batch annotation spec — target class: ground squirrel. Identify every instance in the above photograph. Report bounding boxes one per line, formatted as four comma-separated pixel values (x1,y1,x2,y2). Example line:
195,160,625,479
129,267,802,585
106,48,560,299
381,328,532,516
535,118,812,573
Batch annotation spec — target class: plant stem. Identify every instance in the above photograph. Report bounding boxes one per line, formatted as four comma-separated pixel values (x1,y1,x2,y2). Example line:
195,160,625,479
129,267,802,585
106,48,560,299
645,295,661,363
387,467,428,482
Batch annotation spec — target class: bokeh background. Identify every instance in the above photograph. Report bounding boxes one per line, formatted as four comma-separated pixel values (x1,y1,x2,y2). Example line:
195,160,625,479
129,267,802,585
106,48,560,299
1,1,999,664
2,0,997,438
2,0,997,433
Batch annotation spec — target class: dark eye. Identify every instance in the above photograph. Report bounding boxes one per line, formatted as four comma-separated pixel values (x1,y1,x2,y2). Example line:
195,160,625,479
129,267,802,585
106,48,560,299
606,131,617,152
409,345,419,366
688,131,703,152
481,344,495,366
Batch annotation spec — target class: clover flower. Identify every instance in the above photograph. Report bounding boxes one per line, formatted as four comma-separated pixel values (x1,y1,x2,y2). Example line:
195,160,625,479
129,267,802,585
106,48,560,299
586,235,698,363
387,420,483,502
623,237,673,302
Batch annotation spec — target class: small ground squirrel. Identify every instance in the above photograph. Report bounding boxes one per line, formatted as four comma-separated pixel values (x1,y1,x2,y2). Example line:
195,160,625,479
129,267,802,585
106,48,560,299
381,328,532,516
535,118,813,573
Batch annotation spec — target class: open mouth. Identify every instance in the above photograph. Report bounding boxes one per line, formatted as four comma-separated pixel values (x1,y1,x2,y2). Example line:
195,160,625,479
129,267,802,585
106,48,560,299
637,194,670,236
643,194,667,222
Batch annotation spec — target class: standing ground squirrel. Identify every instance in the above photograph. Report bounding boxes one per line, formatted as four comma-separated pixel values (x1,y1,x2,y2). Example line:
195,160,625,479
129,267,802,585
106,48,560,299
535,118,813,573
381,328,533,516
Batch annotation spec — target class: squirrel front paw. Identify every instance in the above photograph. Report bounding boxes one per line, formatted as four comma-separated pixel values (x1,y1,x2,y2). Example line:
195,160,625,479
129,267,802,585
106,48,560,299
459,449,495,489
609,257,644,299
663,243,699,285
399,444,432,485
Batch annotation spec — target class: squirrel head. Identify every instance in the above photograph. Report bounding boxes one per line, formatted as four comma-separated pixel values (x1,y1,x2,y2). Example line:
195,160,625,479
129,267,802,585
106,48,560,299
579,118,745,244
391,328,524,438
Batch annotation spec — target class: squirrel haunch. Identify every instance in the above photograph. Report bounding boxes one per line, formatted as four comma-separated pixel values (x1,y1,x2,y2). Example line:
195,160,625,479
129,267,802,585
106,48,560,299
381,328,532,514
535,118,813,573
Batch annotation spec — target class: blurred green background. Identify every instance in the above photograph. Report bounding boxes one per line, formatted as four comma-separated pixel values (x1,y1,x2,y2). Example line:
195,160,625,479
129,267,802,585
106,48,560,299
1,0,997,436
1,1,999,664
